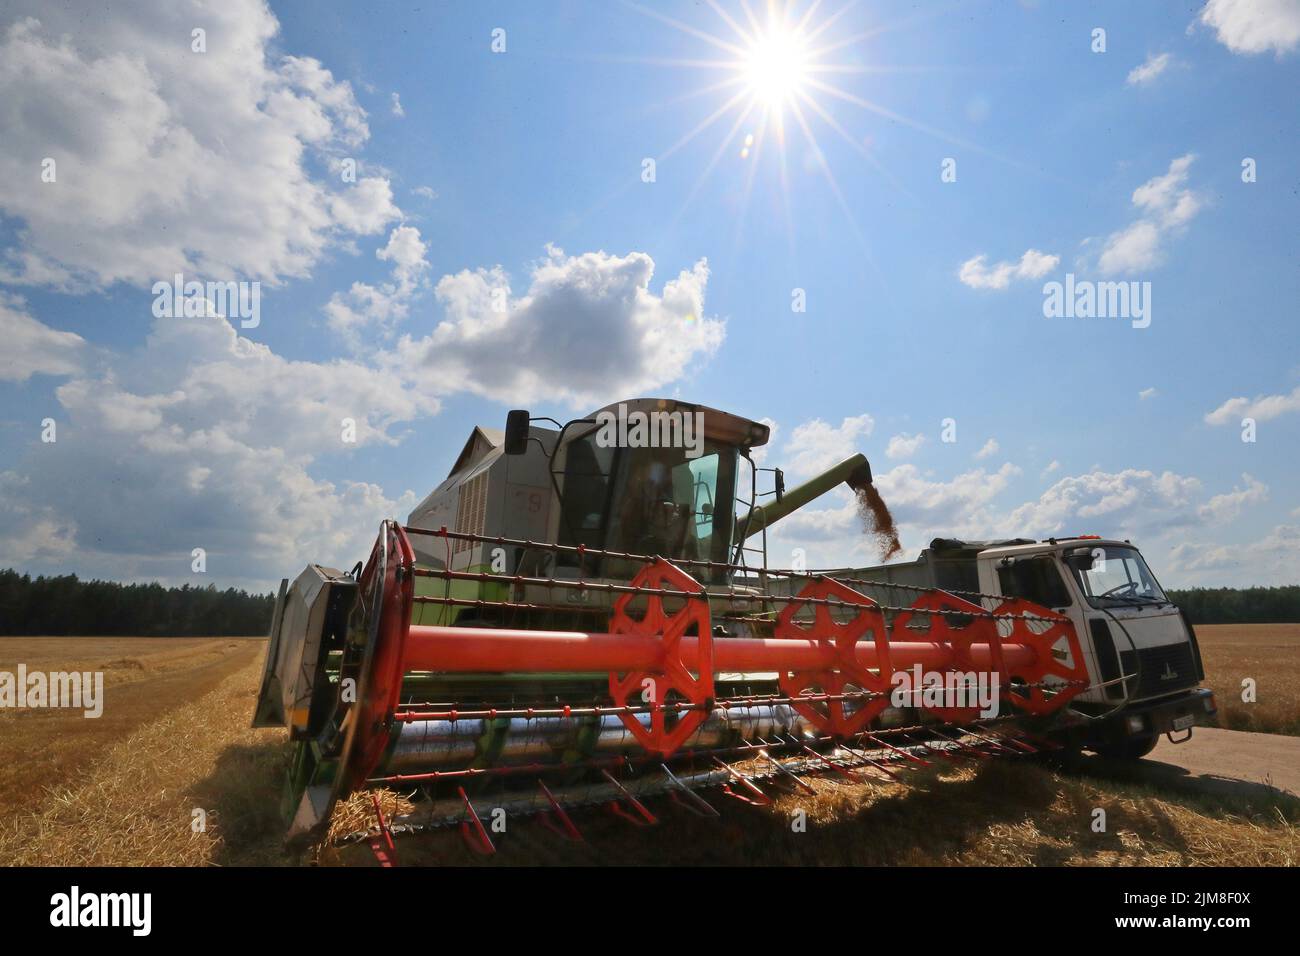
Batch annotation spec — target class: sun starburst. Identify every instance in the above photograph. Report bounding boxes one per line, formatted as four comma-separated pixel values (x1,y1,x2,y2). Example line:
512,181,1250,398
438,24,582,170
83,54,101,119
622,1,1004,259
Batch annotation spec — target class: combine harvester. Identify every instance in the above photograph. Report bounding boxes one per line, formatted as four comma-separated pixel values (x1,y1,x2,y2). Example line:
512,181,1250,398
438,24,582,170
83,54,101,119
252,398,1214,855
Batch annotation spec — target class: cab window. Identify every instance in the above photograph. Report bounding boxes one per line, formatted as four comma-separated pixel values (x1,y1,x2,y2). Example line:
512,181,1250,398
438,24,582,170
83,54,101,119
997,557,1072,608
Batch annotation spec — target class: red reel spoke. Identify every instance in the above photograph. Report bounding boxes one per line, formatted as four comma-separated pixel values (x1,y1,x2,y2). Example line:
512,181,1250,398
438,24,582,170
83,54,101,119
891,590,1002,723
607,559,714,756
775,577,893,739
993,598,1090,715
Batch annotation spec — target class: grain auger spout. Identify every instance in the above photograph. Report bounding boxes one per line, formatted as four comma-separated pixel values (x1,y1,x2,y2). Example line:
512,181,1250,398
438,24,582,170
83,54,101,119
740,453,873,539
253,398,1092,854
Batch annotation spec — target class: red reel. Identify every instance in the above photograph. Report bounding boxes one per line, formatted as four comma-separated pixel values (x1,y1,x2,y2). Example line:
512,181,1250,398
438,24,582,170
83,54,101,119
608,559,714,756
890,590,1004,723
775,577,894,739
992,598,1089,715
348,520,416,788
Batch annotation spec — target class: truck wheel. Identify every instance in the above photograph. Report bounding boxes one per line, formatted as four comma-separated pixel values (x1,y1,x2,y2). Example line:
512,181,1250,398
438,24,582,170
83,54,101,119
1093,731,1159,761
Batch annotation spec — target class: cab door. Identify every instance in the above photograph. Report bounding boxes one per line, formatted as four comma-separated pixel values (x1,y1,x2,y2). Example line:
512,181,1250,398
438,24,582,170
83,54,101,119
979,553,1103,703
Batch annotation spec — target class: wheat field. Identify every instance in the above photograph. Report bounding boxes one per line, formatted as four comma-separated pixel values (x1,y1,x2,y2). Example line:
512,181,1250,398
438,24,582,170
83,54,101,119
0,625,1296,866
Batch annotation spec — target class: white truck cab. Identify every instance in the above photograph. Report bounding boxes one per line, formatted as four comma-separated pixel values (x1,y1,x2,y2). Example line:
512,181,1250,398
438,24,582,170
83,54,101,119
847,536,1217,759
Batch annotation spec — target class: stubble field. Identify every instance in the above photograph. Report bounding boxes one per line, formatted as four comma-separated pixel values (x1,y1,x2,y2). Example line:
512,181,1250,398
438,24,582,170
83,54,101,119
0,624,1296,866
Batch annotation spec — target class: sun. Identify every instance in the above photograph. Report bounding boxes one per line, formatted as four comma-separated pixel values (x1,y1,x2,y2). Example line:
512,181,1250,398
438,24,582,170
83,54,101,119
620,1,995,257
742,26,809,109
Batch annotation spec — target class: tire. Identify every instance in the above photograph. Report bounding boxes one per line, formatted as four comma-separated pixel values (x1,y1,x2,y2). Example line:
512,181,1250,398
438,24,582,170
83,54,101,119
1092,731,1159,761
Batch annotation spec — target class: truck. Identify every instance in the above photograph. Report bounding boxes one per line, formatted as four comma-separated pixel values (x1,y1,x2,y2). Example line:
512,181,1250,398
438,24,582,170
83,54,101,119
836,536,1218,759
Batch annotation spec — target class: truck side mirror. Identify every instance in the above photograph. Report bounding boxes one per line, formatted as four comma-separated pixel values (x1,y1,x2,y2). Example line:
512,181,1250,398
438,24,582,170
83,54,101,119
504,409,531,456
1065,549,1095,571
774,468,785,502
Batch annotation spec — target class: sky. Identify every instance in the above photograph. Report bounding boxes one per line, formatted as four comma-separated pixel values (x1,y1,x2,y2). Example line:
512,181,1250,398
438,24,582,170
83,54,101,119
0,0,1297,594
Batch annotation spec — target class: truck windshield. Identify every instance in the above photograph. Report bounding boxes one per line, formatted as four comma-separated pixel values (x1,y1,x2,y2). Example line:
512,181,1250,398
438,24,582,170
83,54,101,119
1070,546,1167,607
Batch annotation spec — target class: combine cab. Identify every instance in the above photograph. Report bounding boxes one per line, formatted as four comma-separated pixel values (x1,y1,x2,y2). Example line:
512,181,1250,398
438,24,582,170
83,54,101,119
254,398,1094,851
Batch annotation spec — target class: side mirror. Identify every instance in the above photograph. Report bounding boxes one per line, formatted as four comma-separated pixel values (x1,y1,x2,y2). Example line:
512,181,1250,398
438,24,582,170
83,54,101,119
504,409,531,456
1064,549,1095,571
774,468,785,502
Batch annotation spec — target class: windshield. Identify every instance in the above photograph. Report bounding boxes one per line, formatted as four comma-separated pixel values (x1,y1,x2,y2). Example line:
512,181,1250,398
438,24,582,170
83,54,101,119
1069,546,1167,607
557,433,738,582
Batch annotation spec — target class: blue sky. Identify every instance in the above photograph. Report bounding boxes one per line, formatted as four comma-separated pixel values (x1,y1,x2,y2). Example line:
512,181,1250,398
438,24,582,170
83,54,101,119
1,0,1297,592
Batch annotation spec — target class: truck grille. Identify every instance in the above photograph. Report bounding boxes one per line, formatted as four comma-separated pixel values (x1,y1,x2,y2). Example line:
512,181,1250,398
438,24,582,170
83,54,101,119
1120,642,1197,700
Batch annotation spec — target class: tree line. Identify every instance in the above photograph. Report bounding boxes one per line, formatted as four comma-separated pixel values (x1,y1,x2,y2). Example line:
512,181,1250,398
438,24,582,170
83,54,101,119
0,569,1295,636
0,569,275,637
1166,586,1300,625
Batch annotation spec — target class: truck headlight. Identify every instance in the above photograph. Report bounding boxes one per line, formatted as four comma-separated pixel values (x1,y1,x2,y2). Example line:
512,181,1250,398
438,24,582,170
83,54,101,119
1126,714,1147,735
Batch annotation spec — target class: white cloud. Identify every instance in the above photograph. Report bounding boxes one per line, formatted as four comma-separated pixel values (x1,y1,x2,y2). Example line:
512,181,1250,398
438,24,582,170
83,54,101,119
0,310,436,587
1,242,728,585
0,4,398,290
782,414,875,477
877,462,1021,534
413,185,438,199
391,246,726,408
1197,474,1268,523
958,248,1059,290
1127,52,1173,85
1008,468,1203,538
325,225,430,345
390,91,405,117
0,291,85,382
735,409,1294,583
1204,384,1300,424
328,176,402,237
1041,460,1061,478
1199,0,1300,56
974,438,999,460
1139,386,1158,400
0,473,77,565
1168,524,1300,586
763,460,1021,565
885,432,926,460
1098,155,1202,274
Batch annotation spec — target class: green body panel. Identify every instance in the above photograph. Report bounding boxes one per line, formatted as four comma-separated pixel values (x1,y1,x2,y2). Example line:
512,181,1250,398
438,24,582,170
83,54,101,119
410,562,510,626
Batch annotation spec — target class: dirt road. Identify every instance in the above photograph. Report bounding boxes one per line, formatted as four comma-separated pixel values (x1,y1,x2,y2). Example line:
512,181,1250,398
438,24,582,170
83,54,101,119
1134,727,1300,800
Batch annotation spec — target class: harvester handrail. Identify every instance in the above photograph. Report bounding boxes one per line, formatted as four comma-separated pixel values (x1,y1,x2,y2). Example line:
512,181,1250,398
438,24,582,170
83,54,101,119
404,525,741,574
804,571,1013,606
411,564,1064,624
404,525,1032,611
